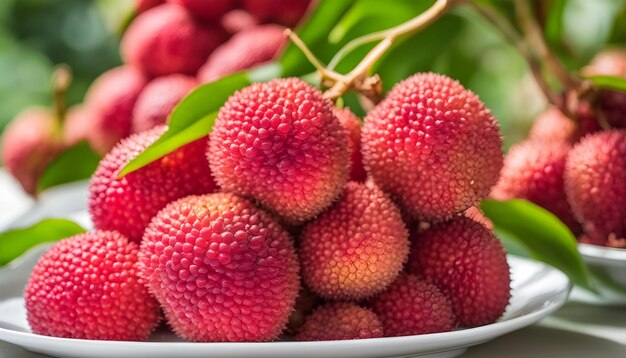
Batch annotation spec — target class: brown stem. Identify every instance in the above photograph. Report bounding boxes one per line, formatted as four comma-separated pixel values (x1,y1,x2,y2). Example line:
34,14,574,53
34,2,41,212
52,64,72,123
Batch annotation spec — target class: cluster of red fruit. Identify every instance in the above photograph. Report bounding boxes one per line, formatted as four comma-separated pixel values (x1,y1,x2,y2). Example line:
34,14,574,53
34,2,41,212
1,0,307,195
24,72,511,342
492,49,626,248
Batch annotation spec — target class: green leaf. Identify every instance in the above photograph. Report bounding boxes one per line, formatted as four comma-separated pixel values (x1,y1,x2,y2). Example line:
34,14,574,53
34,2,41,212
587,75,626,93
544,0,566,45
37,141,100,192
0,219,85,266
480,199,595,292
118,72,252,177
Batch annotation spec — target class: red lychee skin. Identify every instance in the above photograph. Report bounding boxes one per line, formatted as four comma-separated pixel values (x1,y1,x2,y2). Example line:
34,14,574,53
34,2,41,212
88,125,216,242
296,303,383,341
132,74,197,133
209,78,349,225
464,206,493,231
565,130,626,248
371,274,456,337
362,72,503,222
335,108,367,182
197,25,286,83
582,50,626,129
136,0,164,13
84,66,148,154
243,0,311,27
167,0,236,20
221,9,259,34
528,106,600,144
138,193,300,342
24,231,160,341
409,217,511,327
299,182,409,300
63,105,92,147
1,108,62,195
491,140,581,234
121,4,226,78
286,285,320,334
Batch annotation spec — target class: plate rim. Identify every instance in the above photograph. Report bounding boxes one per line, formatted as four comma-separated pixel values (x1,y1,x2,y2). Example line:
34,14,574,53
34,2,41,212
578,243,626,267
0,256,572,356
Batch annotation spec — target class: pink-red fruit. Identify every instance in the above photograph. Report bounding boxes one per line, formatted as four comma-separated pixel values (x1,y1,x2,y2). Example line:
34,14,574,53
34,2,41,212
299,181,408,300
335,108,367,182
371,274,456,337
296,303,383,341
139,193,300,342
62,105,91,147
565,130,626,248
362,72,503,221
167,0,235,20
25,231,160,340
198,25,286,83
121,4,225,77
132,74,197,132
492,140,580,234
209,78,349,225
409,217,510,326
1,108,62,195
529,106,599,144
84,66,148,154
243,0,311,27
88,125,216,242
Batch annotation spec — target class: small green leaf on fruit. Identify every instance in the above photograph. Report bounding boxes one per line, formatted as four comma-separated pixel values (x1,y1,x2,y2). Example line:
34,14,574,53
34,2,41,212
0,219,85,266
37,141,100,192
587,75,626,93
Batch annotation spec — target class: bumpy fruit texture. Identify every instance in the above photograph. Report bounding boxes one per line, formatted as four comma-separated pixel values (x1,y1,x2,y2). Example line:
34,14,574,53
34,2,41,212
88,125,216,242
299,182,408,299
296,303,383,341
362,72,503,222
529,106,599,144
62,105,91,147
409,217,510,326
286,285,320,334
335,108,367,182
464,206,493,231
25,231,160,340
243,0,311,27
139,193,300,342
492,140,580,234
121,4,225,77
132,74,197,133
221,9,259,34
197,25,286,83
167,0,235,20
209,78,349,225
565,130,626,248
371,274,456,337
84,66,148,154
1,108,62,195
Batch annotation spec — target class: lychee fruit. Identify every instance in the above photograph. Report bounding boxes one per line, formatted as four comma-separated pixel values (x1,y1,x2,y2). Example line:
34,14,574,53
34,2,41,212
299,181,409,300
464,206,493,231
62,105,92,147
136,0,164,13
565,130,626,248
582,49,626,79
88,125,216,242
24,230,160,340
335,107,367,182
121,4,226,77
132,74,197,133
286,285,320,334
138,193,300,342
370,274,456,337
362,72,503,222
167,0,236,21
582,50,626,129
1,108,62,195
243,0,311,27
221,9,259,34
296,303,383,341
528,106,600,144
209,78,349,225
83,66,148,154
491,140,580,234
197,25,286,83
409,216,511,327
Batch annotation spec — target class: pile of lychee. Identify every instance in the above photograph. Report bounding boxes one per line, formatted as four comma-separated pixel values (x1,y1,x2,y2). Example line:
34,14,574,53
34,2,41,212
1,0,309,195
24,72,513,342
492,49,626,249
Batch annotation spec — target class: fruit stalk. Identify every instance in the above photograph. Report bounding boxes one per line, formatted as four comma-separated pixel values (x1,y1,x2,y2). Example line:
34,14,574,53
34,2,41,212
51,65,72,124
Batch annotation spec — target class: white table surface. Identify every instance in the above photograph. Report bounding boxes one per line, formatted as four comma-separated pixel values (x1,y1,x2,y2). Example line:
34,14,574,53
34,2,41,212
0,169,625,358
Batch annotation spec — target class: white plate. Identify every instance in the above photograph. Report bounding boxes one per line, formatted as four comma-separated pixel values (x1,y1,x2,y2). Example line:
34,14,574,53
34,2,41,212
576,243,626,304
0,255,570,358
